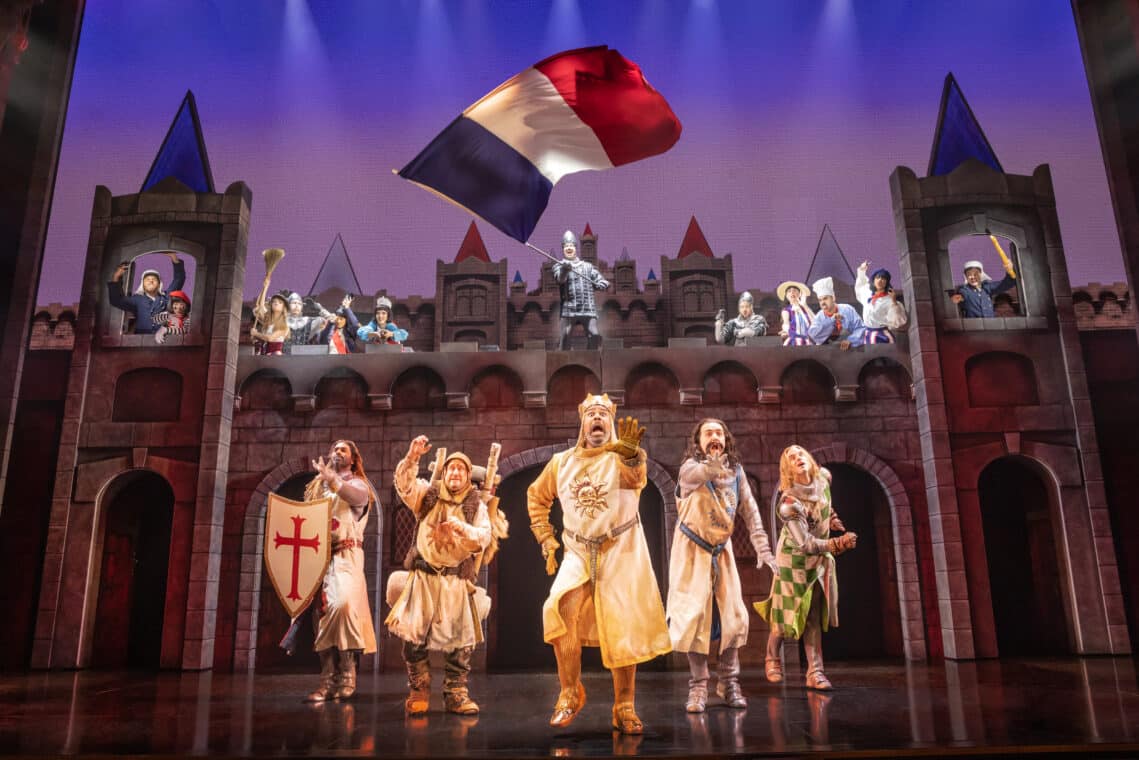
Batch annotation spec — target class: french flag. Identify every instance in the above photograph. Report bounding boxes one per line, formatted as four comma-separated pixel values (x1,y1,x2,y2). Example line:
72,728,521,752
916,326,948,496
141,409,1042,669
398,46,682,243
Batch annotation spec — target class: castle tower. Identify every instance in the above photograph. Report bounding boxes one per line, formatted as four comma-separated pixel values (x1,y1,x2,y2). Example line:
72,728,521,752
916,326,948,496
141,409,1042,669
435,221,507,349
891,74,1128,659
31,92,250,669
660,216,734,341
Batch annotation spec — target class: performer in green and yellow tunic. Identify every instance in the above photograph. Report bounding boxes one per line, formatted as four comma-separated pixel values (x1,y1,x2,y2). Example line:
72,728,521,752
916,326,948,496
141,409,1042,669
754,445,857,690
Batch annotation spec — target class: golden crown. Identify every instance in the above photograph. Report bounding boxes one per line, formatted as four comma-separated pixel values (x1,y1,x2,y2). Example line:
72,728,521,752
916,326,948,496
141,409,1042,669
578,393,616,417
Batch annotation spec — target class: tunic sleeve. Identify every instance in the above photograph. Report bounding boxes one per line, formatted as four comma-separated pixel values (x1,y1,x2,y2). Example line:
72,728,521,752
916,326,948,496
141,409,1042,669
394,455,433,519
617,448,647,490
337,475,371,509
527,455,560,543
677,457,713,499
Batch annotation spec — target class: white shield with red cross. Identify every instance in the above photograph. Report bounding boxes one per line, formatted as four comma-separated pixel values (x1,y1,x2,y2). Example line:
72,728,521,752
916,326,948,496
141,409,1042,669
264,492,332,619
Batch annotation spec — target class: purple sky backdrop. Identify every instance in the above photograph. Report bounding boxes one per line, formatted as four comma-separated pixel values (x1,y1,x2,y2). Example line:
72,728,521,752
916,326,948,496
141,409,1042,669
39,0,1125,305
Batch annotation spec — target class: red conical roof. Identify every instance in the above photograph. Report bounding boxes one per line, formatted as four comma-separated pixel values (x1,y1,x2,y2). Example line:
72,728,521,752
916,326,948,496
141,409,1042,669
677,216,713,259
455,221,491,262
583,223,595,237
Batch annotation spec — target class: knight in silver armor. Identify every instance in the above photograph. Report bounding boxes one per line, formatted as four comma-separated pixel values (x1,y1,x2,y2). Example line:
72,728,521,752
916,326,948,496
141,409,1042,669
715,291,767,346
552,230,609,350
285,291,332,352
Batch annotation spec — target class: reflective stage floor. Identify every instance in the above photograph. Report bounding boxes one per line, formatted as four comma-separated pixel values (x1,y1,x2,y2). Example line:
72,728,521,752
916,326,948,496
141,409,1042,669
1,658,1138,758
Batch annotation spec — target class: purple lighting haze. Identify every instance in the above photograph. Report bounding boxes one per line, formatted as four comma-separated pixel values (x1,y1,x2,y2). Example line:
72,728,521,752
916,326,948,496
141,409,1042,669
39,1,1125,305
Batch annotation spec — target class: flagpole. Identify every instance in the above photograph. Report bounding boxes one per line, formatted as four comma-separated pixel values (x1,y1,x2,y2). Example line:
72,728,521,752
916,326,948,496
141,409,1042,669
523,242,605,288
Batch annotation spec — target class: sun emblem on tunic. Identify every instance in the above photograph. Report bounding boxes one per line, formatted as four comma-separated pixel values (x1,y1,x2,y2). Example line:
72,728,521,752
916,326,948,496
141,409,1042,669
570,473,610,519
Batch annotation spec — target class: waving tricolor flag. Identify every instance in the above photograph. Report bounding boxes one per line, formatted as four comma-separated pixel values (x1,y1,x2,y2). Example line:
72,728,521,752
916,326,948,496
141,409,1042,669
398,46,682,243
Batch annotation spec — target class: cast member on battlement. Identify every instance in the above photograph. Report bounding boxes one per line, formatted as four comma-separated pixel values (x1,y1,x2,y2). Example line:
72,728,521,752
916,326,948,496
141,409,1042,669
755,445,857,690
286,292,332,351
251,290,290,355
553,230,609,350
855,262,907,343
358,296,409,347
951,255,1017,318
107,251,185,335
318,295,359,355
668,418,777,713
386,437,508,715
303,440,378,702
527,394,670,734
807,277,866,349
777,281,814,346
153,290,191,344
715,291,767,345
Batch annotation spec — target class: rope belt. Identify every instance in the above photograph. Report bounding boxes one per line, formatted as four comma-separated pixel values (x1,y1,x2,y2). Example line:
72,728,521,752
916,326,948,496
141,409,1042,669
412,557,462,576
564,515,640,585
679,522,726,586
332,538,360,555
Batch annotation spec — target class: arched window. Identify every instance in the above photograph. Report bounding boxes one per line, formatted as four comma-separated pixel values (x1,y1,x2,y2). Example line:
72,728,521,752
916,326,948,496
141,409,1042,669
455,285,487,317
682,281,716,314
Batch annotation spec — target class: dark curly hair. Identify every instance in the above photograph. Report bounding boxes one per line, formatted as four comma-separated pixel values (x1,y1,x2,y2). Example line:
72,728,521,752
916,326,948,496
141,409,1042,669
684,418,740,469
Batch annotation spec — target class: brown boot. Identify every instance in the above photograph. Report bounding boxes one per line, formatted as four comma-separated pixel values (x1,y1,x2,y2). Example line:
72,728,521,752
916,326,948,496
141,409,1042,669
304,649,337,702
333,649,359,700
405,655,431,715
443,647,479,715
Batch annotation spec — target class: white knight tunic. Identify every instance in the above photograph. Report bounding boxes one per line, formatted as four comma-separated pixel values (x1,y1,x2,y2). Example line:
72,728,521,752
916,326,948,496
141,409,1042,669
527,446,672,669
667,458,776,655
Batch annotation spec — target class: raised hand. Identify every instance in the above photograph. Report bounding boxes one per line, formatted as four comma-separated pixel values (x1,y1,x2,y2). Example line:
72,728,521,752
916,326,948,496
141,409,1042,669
408,435,431,459
606,416,645,460
829,515,845,532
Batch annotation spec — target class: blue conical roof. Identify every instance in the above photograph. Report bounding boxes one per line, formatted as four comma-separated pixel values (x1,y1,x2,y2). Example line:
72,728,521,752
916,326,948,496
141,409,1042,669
928,73,1002,177
141,91,215,193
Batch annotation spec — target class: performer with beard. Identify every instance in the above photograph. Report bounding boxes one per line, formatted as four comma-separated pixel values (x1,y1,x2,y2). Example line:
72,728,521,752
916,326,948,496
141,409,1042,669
527,394,670,734
386,437,506,715
303,440,378,702
754,445,857,690
667,419,777,712
285,292,333,352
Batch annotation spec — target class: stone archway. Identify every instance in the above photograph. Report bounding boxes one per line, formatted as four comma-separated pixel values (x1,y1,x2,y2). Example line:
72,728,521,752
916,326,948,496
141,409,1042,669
234,458,384,672
808,443,925,661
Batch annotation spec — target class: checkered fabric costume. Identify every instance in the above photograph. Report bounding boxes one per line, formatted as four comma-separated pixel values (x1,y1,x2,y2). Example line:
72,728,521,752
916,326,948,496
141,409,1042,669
754,471,837,639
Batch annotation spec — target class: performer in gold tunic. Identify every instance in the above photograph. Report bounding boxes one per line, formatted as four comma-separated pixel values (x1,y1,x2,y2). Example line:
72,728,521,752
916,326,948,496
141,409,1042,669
385,437,507,715
754,445,857,690
668,419,777,712
304,440,378,702
527,394,671,735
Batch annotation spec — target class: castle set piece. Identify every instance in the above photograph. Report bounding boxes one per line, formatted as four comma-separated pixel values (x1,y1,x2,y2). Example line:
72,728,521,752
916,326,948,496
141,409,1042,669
11,49,1139,754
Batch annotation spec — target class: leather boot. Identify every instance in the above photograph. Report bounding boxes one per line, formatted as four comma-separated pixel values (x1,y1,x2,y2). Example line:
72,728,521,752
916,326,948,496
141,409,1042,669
765,628,784,684
404,643,431,715
716,647,746,708
333,649,360,700
443,646,479,714
686,652,709,713
803,603,832,690
304,649,338,702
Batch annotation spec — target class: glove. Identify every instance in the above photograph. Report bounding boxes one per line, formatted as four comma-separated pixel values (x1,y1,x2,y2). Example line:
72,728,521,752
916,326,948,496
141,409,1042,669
826,532,857,556
606,416,645,460
541,536,560,576
715,308,726,322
